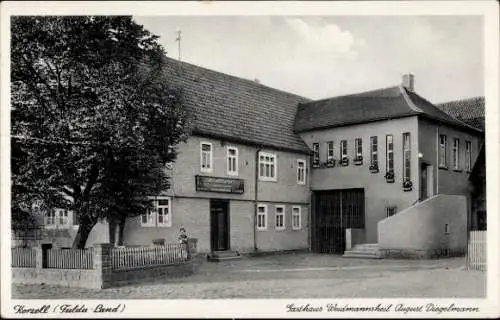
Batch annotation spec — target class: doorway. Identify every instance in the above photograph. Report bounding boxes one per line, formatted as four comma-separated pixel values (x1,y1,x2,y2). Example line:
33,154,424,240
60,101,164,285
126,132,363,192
312,189,365,253
420,163,434,200
210,199,230,251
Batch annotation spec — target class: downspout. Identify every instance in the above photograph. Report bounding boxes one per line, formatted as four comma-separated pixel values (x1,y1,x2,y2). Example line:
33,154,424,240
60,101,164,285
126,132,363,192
436,126,439,195
254,147,262,252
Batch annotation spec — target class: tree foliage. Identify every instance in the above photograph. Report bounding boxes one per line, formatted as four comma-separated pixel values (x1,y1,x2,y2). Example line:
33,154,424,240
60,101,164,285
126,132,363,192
11,16,190,248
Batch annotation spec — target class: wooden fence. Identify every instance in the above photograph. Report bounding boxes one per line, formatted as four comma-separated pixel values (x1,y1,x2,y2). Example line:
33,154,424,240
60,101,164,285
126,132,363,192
111,244,186,271
467,231,486,271
11,247,37,268
46,248,94,269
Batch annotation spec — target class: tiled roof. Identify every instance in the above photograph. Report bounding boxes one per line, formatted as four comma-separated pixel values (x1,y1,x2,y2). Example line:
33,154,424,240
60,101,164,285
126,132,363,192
436,97,485,131
294,86,480,133
162,57,311,153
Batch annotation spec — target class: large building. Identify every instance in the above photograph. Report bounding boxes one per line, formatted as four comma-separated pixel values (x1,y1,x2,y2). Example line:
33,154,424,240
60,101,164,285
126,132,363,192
19,58,486,258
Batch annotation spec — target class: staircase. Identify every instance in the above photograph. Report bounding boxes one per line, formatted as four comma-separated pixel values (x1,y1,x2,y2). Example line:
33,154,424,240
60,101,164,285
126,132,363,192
342,243,384,259
206,250,242,262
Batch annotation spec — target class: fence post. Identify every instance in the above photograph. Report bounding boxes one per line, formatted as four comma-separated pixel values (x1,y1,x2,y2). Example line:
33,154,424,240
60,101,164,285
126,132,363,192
93,243,112,289
34,247,43,269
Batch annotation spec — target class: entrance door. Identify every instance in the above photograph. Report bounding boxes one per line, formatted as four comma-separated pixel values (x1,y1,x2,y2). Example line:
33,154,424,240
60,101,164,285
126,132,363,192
312,189,365,253
210,199,230,251
420,163,428,201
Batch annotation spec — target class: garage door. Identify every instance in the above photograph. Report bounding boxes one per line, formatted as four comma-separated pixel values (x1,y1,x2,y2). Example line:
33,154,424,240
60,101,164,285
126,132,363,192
312,189,365,253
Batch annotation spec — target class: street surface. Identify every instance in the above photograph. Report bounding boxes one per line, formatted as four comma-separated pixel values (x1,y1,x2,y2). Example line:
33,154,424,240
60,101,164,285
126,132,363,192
12,253,485,299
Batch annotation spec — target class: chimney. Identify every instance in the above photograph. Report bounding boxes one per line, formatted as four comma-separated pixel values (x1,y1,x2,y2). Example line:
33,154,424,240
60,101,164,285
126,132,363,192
402,74,415,92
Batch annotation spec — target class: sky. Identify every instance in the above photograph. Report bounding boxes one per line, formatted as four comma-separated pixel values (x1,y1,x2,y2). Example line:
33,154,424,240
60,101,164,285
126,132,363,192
133,15,484,104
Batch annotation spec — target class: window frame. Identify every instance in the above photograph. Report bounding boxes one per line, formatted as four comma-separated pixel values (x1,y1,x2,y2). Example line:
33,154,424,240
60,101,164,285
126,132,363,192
297,159,306,185
386,206,397,217
258,152,277,182
200,141,213,173
326,141,334,162
465,140,472,172
256,204,268,230
403,132,411,181
275,205,285,230
386,135,394,173
340,140,348,161
292,206,302,230
439,135,447,168
452,138,460,170
226,146,239,176
45,210,57,228
370,136,378,167
141,197,173,228
355,138,363,159
312,143,320,167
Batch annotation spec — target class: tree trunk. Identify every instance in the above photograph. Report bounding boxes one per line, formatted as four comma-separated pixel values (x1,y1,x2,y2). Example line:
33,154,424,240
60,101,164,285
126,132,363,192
108,219,117,247
117,216,126,246
71,213,96,249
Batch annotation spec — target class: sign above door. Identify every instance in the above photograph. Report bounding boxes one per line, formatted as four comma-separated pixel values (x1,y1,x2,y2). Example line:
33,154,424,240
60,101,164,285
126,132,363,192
195,175,244,194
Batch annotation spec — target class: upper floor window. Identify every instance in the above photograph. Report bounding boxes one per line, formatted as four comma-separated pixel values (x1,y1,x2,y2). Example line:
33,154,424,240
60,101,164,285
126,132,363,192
439,135,447,168
386,135,394,173
141,197,172,227
297,159,306,185
259,152,277,181
200,142,213,173
370,136,378,167
465,141,472,172
355,138,362,159
340,140,348,161
453,138,460,170
46,209,69,228
326,141,334,162
312,143,320,167
403,133,411,181
292,206,301,230
227,147,238,176
275,205,285,230
257,204,267,230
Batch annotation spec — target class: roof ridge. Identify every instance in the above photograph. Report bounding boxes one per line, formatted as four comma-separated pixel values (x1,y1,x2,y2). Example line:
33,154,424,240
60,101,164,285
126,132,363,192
163,56,311,102
299,85,401,105
398,85,423,113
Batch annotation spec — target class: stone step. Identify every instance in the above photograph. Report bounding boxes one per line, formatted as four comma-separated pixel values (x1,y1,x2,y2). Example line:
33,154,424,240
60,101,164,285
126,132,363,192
342,251,383,259
207,251,242,262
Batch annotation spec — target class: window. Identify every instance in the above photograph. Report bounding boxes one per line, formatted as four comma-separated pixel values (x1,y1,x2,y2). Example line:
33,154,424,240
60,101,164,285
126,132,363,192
297,159,306,184
312,143,320,167
340,140,348,161
453,138,460,170
370,136,378,167
200,142,213,172
292,206,301,230
227,147,238,176
275,206,285,230
141,197,172,227
403,133,411,181
465,141,472,172
444,224,450,235
46,210,56,227
386,206,397,217
46,209,69,228
327,141,334,162
439,135,447,168
355,138,362,159
259,152,277,181
386,135,394,173
257,204,267,230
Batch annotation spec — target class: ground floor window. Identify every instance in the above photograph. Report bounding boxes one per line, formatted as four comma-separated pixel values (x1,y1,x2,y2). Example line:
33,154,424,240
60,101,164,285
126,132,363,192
257,204,267,230
292,206,301,230
141,197,172,227
275,205,285,230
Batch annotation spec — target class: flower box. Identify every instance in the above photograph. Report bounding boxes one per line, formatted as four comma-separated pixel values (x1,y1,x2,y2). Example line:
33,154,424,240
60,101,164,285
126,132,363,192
340,158,349,166
384,171,395,183
312,161,320,169
326,159,335,168
402,180,413,191
353,156,363,165
369,164,379,173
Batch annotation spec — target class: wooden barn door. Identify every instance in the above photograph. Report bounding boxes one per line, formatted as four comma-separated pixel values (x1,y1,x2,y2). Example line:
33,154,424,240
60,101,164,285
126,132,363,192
312,189,365,253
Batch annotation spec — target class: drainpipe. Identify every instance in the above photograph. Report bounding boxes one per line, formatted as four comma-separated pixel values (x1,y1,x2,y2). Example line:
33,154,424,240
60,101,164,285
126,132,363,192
253,147,262,252
436,126,439,195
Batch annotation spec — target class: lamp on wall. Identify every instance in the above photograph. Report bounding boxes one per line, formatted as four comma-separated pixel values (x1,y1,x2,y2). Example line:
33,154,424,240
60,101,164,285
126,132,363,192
418,152,423,158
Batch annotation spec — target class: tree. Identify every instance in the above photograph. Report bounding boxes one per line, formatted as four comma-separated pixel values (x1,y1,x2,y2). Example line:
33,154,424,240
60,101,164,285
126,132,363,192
11,16,190,248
